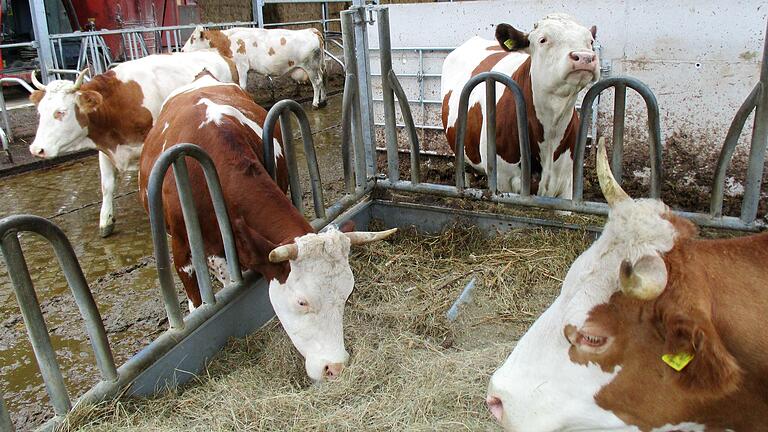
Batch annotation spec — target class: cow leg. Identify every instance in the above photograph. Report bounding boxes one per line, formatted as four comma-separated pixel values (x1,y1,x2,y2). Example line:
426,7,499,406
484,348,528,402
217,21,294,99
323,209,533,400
306,62,326,109
98,152,117,238
170,235,203,311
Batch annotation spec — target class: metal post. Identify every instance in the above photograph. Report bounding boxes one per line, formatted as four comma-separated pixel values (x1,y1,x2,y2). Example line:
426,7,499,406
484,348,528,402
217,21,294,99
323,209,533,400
342,12,367,189
485,77,498,194
253,0,264,28
279,114,304,211
321,1,330,35
388,70,421,184
0,87,14,144
377,7,399,182
611,84,627,184
740,19,768,224
348,6,376,177
28,0,54,82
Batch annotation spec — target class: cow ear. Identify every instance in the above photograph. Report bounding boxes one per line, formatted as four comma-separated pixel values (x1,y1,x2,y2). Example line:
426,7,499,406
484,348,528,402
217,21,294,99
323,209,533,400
232,218,290,282
75,90,102,113
661,311,742,397
495,23,530,52
590,25,597,39
30,90,45,105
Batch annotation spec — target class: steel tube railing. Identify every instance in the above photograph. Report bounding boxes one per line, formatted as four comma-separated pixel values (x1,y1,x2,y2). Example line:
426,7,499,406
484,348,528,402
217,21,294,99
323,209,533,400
147,144,243,328
377,7,399,182
389,70,421,184
485,77,498,194
740,19,768,224
342,12,368,190
453,71,531,195
574,76,663,201
262,100,326,218
341,73,360,193
611,83,627,183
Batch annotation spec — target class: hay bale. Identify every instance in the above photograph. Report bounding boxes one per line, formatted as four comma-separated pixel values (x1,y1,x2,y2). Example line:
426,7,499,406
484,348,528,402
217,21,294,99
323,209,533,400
64,225,592,431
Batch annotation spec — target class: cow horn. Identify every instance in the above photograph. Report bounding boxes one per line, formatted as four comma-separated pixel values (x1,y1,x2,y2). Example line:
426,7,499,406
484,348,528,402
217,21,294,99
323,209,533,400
596,137,630,207
30,70,46,90
71,68,89,91
268,243,298,263
345,228,398,246
619,255,668,300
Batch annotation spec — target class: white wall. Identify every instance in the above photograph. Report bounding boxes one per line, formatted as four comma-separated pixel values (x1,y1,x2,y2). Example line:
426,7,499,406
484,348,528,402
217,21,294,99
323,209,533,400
367,0,766,153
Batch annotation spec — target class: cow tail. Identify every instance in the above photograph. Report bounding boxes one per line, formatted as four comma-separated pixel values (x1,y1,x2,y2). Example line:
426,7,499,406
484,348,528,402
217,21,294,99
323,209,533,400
314,28,326,77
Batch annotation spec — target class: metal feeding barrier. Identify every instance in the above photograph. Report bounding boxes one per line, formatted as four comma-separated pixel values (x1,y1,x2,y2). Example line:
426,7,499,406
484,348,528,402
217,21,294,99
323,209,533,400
0,5,767,431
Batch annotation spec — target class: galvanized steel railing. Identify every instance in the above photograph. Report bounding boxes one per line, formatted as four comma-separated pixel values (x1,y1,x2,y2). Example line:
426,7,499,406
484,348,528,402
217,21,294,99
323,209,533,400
0,215,118,430
262,101,326,219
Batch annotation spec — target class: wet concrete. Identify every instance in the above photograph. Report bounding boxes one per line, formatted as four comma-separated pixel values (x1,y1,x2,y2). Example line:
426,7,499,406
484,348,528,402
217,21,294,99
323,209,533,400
0,94,344,431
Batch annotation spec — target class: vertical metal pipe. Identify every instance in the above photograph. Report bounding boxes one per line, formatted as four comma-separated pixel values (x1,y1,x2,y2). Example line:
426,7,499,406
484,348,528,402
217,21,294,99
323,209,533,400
292,108,326,218
350,6,376,177
485,77,498,194
165,30,172,53
321,1,329,35
279,115,304,211
740,19,768,224
0,392,12,432
28,0,54,83
611,84,626,184
253,0,264,28
342,12,367,189
340,74,356,193
0,233,72,416
0,86,14,145
172,158,215,306
376,7,399,182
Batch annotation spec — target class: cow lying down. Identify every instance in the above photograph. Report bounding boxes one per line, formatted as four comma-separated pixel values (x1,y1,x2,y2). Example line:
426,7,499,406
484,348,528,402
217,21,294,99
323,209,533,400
486,139,768,431
138,74,396,382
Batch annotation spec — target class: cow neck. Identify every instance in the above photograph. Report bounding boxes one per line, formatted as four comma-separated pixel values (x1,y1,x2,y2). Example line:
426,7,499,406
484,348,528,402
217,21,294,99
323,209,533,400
528,63,581,146
78,71,152,157
510,57,545,146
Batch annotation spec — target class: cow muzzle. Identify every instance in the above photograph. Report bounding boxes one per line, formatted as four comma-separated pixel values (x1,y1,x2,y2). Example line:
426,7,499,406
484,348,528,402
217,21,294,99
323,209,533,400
29,143,52,158
569,51,598,73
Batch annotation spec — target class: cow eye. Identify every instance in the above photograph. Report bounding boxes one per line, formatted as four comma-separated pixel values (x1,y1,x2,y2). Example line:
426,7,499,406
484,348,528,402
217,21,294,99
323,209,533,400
297,299,309,308
539,37,547,44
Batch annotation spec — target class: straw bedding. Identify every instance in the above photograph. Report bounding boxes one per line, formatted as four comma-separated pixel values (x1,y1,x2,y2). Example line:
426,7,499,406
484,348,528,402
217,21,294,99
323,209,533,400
64,224,593,431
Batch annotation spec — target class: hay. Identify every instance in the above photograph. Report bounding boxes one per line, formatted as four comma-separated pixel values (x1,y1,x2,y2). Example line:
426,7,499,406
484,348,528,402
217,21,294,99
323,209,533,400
64,225,593,432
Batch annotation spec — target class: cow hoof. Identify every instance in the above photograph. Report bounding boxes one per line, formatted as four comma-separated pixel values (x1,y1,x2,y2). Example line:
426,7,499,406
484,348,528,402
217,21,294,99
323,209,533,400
314,100,327,109
99,224,115,238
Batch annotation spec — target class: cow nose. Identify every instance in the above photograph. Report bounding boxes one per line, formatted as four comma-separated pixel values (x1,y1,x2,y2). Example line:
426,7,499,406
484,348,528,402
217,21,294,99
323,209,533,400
30,147,45,158
486,395,504,422
323,362,345,380
569,51,596,64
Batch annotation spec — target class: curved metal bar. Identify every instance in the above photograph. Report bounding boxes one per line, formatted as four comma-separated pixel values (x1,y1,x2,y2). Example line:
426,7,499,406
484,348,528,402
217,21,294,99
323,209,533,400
453,71,531,195
574,76,663,201
147,144,243,327
710,84,760,218
0,128,11,164
263,99,326,219
0,215,120,416
377,8,399,182
388,70,421,185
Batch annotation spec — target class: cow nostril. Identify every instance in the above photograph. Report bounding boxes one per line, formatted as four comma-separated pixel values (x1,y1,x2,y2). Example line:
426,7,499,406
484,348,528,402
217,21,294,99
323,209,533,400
486,395,504,422
323,362,345,380
570,52,581,62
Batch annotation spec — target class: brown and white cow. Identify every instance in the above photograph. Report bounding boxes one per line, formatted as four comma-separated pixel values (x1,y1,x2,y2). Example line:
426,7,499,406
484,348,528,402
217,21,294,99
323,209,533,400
486,139,768,431
181,25,327,108
28,52,241,237
139,74,396,382
441,14,599,198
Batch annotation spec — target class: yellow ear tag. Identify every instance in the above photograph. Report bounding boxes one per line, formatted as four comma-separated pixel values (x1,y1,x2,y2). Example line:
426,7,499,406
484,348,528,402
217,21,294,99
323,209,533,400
503,39,515,50
661,352,694,372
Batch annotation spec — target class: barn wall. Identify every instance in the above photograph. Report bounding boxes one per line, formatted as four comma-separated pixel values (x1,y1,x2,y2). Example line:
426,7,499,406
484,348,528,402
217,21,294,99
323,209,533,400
367,0,766,161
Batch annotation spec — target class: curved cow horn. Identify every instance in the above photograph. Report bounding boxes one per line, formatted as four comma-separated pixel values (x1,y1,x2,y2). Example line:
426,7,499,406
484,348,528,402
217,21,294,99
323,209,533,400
269,243,298,263
596,137,630,207
619,255,668,300
30,70,46,90
345,228,398,246
71,68,89,91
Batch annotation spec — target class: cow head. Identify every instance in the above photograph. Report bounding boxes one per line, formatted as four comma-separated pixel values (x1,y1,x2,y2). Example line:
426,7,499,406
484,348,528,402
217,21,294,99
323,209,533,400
486,139,743,431
29,69,99,158
233,219,397,382
496,14,599,96
181,25,210,52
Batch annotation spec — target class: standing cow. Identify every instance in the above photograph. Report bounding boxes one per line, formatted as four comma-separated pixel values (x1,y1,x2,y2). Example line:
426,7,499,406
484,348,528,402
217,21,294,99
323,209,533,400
139,74,396,382
486,140,768,431
441,14,599,198
181,25,328,109
28,51,241,237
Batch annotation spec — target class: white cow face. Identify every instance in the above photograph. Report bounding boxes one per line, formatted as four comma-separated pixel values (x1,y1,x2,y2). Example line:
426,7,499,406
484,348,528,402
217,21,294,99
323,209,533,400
486,145,682,431
269,229,355,382
496,14,599,96
181,25,211,52
29,80,101,158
